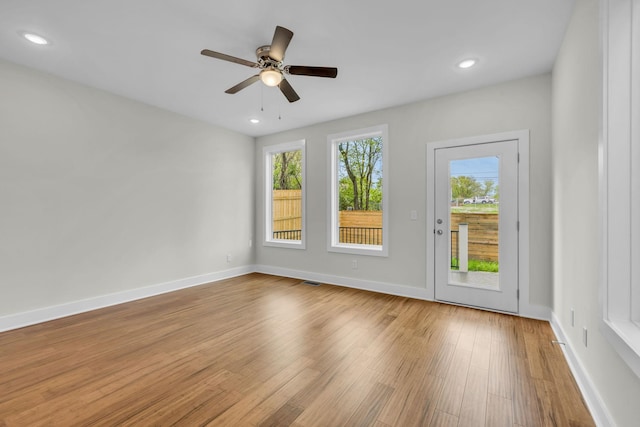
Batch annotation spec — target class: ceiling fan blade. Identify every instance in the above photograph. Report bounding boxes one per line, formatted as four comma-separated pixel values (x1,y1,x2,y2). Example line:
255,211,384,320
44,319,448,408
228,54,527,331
269,26,293,62
201,49,258,68
225,75,261,94
278,78,300,103
285,65,338,78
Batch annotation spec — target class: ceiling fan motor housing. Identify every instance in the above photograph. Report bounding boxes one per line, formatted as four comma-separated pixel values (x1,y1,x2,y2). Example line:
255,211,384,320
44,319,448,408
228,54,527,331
256,45,283,69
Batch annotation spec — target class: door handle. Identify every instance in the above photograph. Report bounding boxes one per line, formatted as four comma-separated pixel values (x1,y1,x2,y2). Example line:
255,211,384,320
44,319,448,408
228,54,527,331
437,229,443,235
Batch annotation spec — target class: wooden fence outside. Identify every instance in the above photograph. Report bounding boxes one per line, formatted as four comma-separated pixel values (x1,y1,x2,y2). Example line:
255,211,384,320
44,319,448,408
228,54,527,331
272,190,384,230
450,212,498,262
272,190,385,244
338,210,382,228
339,210,383,245
272,190,302,233
272,190,497,258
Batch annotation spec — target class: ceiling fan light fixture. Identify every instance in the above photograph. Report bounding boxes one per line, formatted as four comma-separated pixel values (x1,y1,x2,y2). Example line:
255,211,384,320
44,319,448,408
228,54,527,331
260,68,282,87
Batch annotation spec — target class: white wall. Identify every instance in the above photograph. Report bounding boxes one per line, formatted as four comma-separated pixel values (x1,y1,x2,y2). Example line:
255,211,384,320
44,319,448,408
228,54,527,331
552,0,640,425
256,74,552,309
0,59,255,318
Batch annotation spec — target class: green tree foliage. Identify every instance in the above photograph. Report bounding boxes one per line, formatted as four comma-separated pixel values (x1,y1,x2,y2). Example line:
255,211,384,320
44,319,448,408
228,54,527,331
272,150,302,190
338,137,382,211
339,177,354,210
482,179,495,197
339,177,382,211
451,176,482,199
370,177,382,210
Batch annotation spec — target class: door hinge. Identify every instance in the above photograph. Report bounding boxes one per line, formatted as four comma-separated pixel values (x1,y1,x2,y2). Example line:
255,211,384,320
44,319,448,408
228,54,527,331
517,221,520,231
517,289,520,299
517,152,520,162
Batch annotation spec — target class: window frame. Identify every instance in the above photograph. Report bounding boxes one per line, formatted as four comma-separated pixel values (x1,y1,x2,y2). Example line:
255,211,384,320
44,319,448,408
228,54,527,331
600,0,640,378
263,140,306,249
327,124,389,256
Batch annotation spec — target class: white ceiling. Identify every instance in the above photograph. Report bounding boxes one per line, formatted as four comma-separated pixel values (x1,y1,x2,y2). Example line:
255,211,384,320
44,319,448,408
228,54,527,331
0,0,575,137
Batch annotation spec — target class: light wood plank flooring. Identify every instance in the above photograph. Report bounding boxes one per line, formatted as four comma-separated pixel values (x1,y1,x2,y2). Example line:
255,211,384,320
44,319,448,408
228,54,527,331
0,273,594,426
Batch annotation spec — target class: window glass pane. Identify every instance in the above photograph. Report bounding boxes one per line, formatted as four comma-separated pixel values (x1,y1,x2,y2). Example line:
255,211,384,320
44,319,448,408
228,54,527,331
449,156,499,289
271,150,302,241
337,137,383,246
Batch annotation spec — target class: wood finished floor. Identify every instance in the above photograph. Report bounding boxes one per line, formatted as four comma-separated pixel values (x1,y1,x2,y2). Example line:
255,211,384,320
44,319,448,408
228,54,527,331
0,273,594,426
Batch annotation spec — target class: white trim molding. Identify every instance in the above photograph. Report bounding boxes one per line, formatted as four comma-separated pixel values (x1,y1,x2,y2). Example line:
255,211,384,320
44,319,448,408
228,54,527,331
263,139,307,250
255,265,431,301
0,266,254,333
599,0,640,378
255,265,553,319
1,265,552,335
426,130,534,316
551,313,616,427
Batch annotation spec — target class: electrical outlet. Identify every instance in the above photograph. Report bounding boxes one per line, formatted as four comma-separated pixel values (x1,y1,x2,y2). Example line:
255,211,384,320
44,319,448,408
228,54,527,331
410,210,418,221
583,327,588,347
352,259,358,269
571,309,575,327
226,253,232,263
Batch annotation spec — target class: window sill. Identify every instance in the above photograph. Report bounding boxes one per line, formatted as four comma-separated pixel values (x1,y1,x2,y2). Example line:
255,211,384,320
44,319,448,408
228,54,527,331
264,240,306,250
601,318,640,378
328,243,388,257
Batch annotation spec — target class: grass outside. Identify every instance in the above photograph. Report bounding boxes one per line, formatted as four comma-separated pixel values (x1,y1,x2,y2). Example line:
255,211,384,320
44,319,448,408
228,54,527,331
450,203,499,214
452,258,499,273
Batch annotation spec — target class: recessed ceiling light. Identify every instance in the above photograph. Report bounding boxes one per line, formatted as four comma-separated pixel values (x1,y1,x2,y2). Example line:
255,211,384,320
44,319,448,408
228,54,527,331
457,59,477,69
249,118,260,124
22,32,49,45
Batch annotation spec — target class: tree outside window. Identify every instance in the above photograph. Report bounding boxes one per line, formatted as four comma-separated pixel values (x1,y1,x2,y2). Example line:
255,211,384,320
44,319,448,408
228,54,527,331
338,137,383,212
328,125,388,256
337,137,383,245
264,141,305,248
272,150,302,191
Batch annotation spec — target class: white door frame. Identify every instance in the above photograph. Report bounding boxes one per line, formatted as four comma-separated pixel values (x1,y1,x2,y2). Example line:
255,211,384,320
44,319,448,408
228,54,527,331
426,130,530,315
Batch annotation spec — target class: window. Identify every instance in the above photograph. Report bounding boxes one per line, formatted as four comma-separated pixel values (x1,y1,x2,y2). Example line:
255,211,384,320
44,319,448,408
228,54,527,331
600,0,640,378
264,140,305,249
328,124,388,256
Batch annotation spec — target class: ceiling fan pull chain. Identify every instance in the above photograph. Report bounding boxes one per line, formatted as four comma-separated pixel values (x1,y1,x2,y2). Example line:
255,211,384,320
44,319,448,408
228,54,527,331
260,85,264,112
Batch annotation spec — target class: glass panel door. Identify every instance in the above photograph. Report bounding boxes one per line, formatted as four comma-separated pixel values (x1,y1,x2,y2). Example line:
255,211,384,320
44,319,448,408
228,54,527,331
434,140,518,313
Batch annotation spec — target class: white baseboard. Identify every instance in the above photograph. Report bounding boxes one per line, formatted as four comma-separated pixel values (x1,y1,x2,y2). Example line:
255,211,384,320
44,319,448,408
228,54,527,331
550,312,615,427
256,265,554,321
0,265,254,333
255,264,432,301
0,264,551,335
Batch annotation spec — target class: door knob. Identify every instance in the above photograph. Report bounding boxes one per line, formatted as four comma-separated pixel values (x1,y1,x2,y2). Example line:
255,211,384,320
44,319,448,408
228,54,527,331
437,229,443,235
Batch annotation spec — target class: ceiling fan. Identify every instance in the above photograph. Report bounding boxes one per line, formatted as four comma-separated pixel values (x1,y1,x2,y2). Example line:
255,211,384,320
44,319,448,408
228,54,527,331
201,25,338,103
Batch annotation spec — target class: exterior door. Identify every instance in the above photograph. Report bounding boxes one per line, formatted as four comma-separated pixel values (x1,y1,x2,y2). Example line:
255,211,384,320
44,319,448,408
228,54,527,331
433,140,519,313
